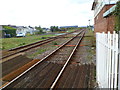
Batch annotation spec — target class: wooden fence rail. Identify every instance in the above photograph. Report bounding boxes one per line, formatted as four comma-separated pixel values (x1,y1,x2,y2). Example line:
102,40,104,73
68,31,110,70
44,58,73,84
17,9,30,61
96,31,119,89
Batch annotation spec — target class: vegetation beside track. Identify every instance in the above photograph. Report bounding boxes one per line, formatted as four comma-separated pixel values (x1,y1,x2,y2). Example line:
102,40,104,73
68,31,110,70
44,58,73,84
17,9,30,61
85,30,96,47
1,28,79,50
82,29,96,87
26,40,64,59
0,34,57,50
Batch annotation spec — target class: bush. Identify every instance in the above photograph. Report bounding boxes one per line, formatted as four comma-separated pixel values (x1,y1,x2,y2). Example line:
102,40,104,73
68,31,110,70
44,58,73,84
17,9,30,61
114,1,120,33
3,29,16,37
3,26,17,37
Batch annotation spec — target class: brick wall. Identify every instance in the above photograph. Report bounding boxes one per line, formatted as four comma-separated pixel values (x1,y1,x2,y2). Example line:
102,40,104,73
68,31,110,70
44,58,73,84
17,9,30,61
94,4,115,33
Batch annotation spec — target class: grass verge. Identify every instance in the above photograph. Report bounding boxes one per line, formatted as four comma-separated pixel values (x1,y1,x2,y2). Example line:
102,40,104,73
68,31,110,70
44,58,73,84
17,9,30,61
1,34,56,50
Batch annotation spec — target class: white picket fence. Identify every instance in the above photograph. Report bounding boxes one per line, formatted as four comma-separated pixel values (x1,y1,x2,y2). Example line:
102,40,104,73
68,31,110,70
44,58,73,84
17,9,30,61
96,31,119,88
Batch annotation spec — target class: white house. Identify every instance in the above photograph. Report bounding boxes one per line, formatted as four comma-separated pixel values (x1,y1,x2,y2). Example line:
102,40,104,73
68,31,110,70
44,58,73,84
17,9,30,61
27,26,37,34
16,26,26,34
42,28,50,33
16,26,38,36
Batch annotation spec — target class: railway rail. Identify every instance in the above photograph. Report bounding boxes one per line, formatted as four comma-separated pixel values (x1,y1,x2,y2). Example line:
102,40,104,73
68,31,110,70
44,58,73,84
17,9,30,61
1,30,87,89
1,30,82,80
1,30,79,61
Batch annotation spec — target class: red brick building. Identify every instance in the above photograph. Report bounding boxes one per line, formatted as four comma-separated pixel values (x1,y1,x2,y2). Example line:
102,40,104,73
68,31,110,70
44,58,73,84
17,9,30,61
92,0,118,33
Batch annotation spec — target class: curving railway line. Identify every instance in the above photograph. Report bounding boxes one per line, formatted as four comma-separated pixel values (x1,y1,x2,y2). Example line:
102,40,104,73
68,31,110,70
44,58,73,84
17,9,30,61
1,29,93,89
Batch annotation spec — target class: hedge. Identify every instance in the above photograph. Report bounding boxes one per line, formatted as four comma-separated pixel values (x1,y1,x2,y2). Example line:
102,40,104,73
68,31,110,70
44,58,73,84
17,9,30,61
3,29,16,37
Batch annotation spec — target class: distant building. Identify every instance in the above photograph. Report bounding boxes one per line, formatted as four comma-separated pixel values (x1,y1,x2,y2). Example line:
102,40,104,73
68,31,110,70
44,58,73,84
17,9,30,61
16,26,37,36
27,26,37,34
42,28,50,33
16,26,27,36
92,0,120,33
0,25,39,37
59,25,78,29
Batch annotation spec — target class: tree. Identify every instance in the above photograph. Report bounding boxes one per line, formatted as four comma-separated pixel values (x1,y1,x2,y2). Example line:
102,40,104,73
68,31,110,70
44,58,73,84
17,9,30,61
35,26,43,34
50,26,59,32
114,1,120,33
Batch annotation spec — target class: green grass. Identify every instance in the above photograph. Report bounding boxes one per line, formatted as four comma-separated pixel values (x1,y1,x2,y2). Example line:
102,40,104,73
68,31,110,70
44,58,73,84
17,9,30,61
28,49,48,58
85,30,94,36
27,41,58,58
66,29,75,32
0,30,3,38
0,34,57,50
66,29,78,33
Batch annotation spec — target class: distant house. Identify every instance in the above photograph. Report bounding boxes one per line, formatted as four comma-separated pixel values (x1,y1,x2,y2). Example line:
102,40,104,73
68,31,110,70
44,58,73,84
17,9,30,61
27,26,37,34
16,26,38,36
0,25,39,37
42,28,50,33
16,26,27,37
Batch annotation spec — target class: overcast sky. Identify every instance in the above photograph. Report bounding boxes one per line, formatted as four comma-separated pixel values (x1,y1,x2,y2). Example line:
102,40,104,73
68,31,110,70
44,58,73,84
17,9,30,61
0,0,94,28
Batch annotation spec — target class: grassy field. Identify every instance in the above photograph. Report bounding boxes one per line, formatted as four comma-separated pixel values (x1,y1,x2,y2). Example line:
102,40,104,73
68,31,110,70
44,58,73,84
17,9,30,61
0,34,57,50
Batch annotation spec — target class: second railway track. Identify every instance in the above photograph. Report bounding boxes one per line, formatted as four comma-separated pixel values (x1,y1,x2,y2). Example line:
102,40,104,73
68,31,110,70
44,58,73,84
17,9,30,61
1,30,78,60
1,30,89,89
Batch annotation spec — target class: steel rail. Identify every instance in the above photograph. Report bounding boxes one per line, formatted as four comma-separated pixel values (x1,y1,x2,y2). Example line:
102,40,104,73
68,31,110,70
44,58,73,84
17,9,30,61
1,30,83,89
9,30,78,51
9,38,55,51
50,31,85,89
1,30,79,60
1,39,55,60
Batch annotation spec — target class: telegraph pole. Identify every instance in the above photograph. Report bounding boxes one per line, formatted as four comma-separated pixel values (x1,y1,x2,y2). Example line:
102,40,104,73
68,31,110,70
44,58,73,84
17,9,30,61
88,19,91,30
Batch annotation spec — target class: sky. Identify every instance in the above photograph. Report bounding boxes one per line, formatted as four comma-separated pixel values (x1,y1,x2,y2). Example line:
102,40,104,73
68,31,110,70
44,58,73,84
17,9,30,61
0,0,94,28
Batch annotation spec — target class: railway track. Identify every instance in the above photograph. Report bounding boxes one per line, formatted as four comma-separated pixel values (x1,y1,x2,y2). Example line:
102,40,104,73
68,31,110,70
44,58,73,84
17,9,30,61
1,30,82,80
1,30,89,89
1,30,79,61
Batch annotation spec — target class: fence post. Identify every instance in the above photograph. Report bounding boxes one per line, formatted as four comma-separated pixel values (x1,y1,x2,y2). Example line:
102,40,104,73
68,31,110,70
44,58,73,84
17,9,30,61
118,31,120,90
114,31,118,88
108,32,112,88
96,33,99,86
